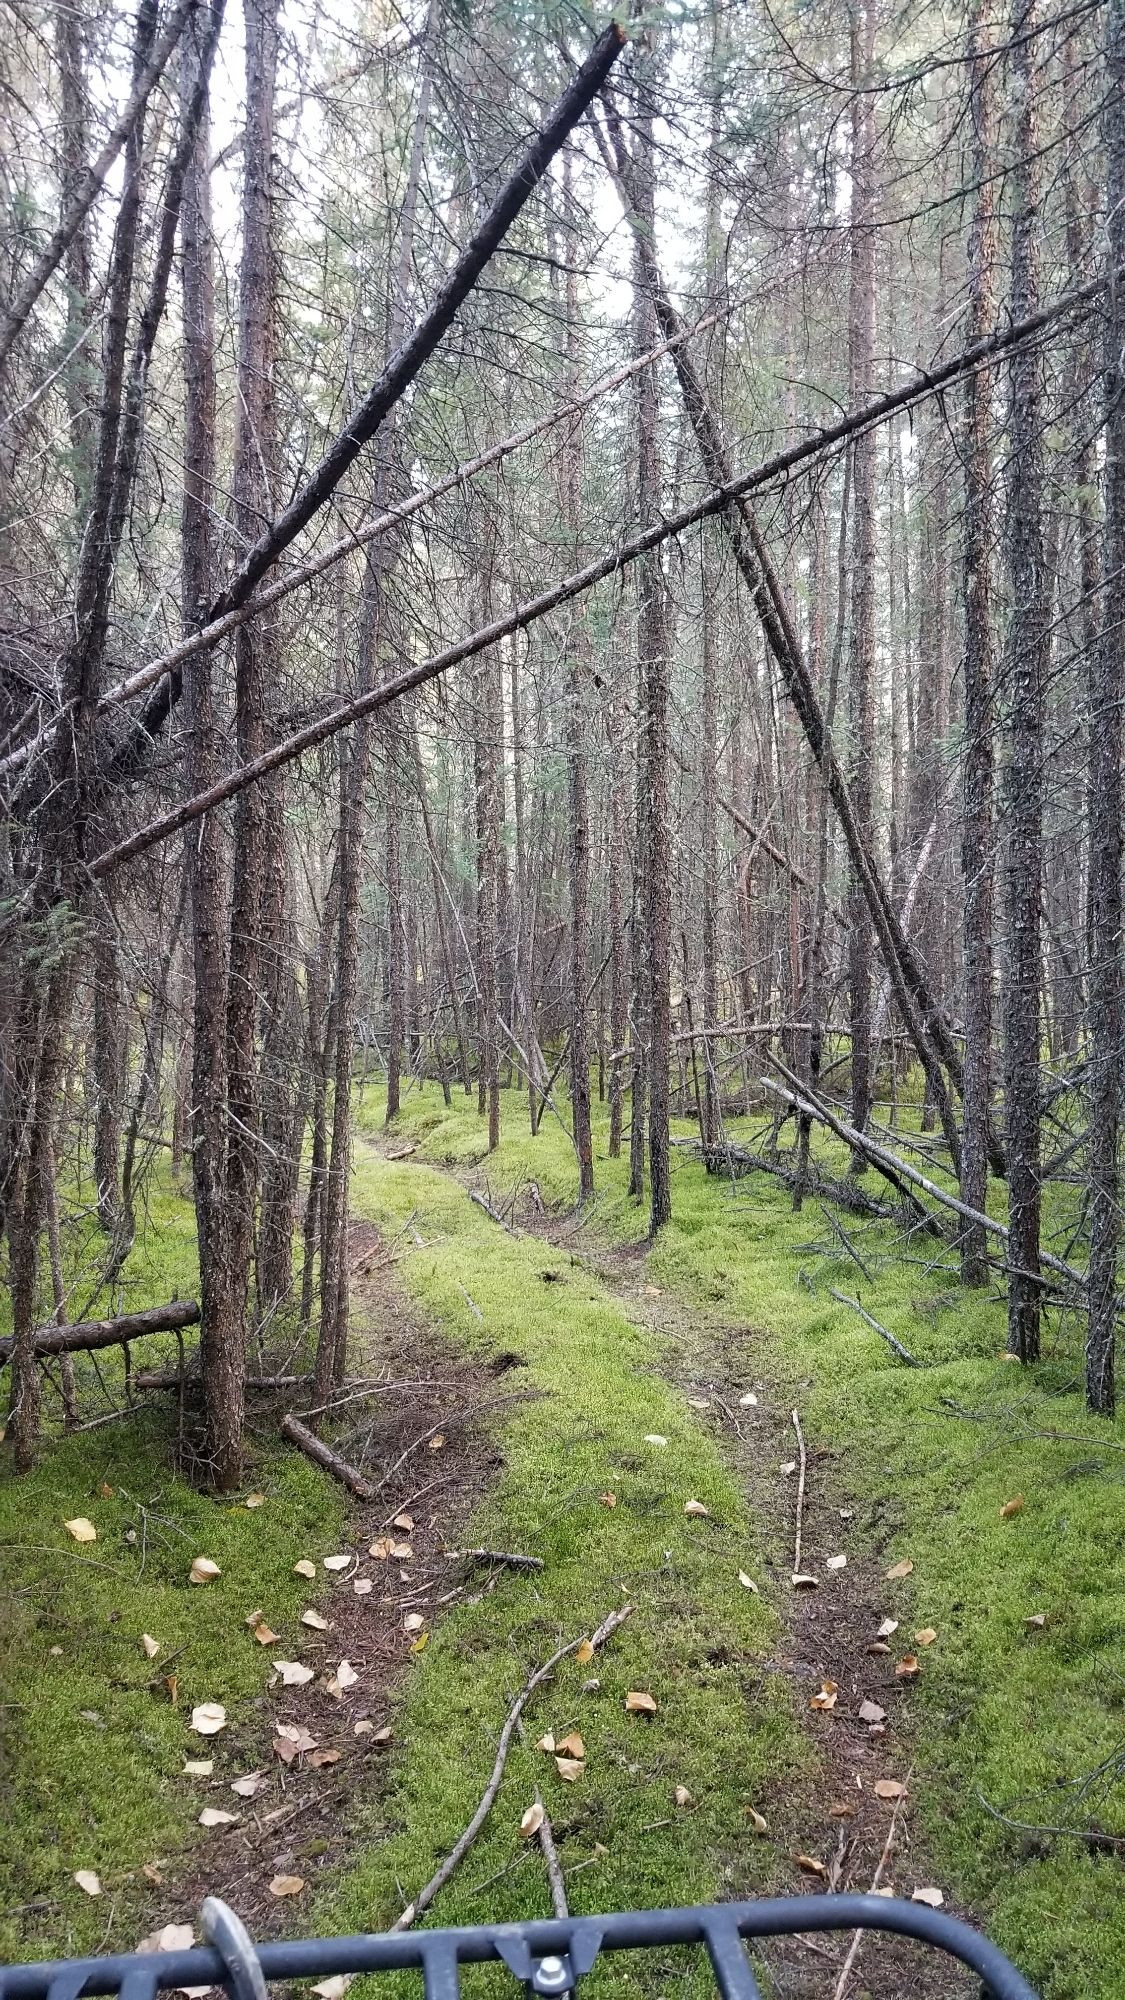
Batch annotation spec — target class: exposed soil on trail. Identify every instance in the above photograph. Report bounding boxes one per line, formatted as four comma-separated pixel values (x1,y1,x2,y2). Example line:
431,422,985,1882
513,1198,977,2000
130,1225,509,1953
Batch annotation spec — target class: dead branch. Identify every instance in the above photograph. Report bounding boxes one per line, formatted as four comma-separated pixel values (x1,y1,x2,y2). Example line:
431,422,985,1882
791,1409,809,1584
826,1289,920,1368
470,1188,520,1235
279,1412,375,1500
831,1775,911,2000
136,1368,310,1392
819,1204,875,1284
0,1299,200,1368
761,1059,1088,1291
391,1605,632,1930
449,1548,545,1572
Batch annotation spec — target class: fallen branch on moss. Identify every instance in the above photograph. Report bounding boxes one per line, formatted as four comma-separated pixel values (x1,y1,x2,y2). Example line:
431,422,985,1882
391,1604,633,1931
279,1412,376,1500
449,1547,545,1572
826,1288,921,1368
0,1299,200,1367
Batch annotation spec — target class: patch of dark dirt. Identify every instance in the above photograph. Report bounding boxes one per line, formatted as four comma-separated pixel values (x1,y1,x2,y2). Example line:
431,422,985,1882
129,1234,510,1954
515,1206,976,2000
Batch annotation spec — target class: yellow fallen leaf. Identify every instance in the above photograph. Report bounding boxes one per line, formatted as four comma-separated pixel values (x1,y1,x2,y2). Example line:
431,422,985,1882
245,1494,266,1509
1000,1495,1025,1519
537,1732,556,1754
810,1680,839,1711
74,1869,101,1896
912,1886,944,1908
885,1559,914,1581
747,1807,768,1834
915,1627,938,1647
520,1802,545,1839
231,1772,268,1797
895,1654,921,1679
874,1779,907,1800
684,1500,710,1518
411,1632,430,1653
253,1622,278,1646
796,1854,828,1879
625,1690,658,1715
141,1634,161,1660
274,1661,315,1686
369,1539,392,1561
190,1702,227,1735
555,1755,584,1781
65,1518,97,1544
674,1784,693,1806
301,1608,329,1630
269,1875,305,1898
294,1558,317,1579
393,1513,415,1532
428,1434,445,1451
137,1923,194,1954
189,1556,221,1585
556,1731,585,1759
575,1639,595,1665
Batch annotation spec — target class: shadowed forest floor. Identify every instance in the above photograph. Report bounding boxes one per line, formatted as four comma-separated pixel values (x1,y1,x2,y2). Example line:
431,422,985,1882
2,1082,1124,2000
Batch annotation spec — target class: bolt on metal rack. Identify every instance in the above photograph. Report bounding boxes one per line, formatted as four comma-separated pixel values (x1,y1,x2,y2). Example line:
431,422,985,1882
0,1895,1039,2000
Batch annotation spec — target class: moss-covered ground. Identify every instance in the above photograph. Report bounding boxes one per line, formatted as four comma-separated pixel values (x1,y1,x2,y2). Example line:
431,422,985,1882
3,1075,1124,2000
351,1078,1125,2000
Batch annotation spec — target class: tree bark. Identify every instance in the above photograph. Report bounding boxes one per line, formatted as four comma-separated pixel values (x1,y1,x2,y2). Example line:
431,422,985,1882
1002,0,1048,1362
1086,0,1125,1411
959,0,1000,1284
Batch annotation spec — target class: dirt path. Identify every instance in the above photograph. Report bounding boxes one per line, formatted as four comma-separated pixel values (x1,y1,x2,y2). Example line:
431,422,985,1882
386,1154,979,2000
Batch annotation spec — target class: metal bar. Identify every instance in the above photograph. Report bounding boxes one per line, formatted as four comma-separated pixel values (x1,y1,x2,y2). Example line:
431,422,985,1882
701,1912,762,2000
0,1897,1038,2000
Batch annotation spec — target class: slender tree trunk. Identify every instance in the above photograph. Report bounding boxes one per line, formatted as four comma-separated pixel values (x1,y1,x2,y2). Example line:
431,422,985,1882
846,0,878,1153
562,147,594,1201
1002,0,1047,1362
180,10,237,1483
1086,0,1125,1411
960,0,999,1284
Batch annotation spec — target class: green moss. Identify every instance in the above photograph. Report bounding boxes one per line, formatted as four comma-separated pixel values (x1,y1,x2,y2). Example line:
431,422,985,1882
322,1134,802,1988
357,1080,1125,2000
0,1175,344,1963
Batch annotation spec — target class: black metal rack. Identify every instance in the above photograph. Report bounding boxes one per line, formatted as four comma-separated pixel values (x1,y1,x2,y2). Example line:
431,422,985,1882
0,1895,1039,2000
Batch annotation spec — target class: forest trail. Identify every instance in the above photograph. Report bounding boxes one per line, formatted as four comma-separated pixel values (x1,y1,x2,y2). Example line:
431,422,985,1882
343,1132,976,2000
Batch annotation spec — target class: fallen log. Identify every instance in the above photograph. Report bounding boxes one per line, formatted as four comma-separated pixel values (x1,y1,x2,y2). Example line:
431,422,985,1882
0,1299,200,1367
670,1135,908,1225
279,1412,376,1500
135,1368,312,1392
